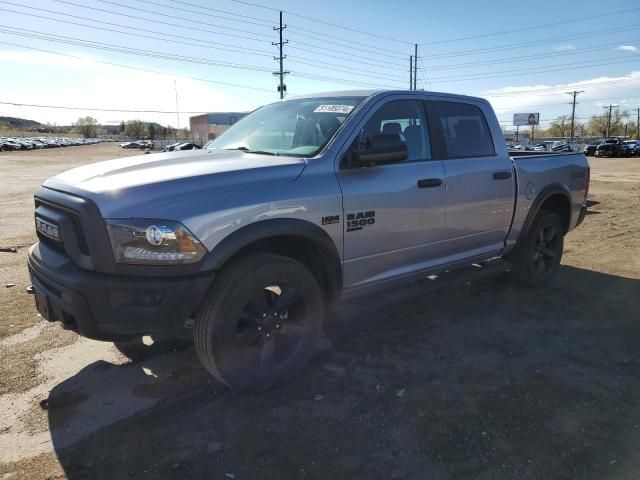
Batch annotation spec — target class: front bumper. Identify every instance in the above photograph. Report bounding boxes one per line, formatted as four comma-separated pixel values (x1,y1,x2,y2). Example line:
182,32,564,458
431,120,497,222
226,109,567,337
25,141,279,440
27,242,213,341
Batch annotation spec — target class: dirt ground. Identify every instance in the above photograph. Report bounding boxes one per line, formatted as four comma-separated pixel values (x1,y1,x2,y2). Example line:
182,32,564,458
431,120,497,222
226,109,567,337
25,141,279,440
0,145,639,480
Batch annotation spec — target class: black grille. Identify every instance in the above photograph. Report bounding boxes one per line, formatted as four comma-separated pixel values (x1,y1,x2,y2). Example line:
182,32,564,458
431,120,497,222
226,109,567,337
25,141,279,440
35,199,90,256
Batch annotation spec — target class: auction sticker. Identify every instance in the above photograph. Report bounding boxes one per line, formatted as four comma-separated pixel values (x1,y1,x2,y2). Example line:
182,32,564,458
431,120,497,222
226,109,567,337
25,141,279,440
314,105,354,114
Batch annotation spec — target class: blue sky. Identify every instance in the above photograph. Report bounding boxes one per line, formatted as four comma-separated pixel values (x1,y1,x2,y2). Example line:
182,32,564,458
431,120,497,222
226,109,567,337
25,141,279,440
0,0,638,129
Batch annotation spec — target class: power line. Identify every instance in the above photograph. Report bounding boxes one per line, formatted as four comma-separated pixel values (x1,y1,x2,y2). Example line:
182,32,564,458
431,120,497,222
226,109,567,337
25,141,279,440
47,0,270,43
129,0,275,28
0,4,275,56
427,56,640,83
419,7,640,46
123,0,413,59
492,95,640,112
0,100,210,114
228,0,414,45
0,40,274,92
425,40,640,71
418,57,432,90
0,28,403,90
427,60,640,85
288,45,406,70
50,0,410,67
420,24,640,59
0,26,275,72
286,26,409,57
285,29,408,61
0,2,407,72
288,57,407,83
483,78,640,98
93,0,273,38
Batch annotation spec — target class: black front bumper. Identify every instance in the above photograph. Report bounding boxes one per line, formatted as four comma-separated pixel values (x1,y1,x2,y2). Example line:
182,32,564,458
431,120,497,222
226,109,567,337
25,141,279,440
27,242,213,341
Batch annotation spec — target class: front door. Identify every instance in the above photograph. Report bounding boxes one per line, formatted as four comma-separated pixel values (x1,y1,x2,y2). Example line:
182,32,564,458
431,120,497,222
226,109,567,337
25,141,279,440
336,98,448,289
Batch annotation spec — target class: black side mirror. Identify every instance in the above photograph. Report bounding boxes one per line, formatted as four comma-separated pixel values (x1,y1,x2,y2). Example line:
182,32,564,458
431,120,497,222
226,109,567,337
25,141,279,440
351,133,408,167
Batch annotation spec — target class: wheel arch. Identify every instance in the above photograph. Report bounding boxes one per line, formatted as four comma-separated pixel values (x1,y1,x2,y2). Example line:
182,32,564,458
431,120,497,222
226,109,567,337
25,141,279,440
202,219,343,302
518,183,572,244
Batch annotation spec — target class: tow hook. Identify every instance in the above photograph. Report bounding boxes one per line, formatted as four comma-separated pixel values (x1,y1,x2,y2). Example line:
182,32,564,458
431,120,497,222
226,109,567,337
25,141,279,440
26,285,35,295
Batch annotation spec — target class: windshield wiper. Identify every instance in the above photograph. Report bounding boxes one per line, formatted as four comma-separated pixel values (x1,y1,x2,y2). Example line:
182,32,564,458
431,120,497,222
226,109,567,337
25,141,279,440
223,146,277,156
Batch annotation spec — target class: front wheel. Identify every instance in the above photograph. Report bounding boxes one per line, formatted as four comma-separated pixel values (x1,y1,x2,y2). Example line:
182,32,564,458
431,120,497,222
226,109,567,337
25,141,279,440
509,210,564,287
194,253,323,392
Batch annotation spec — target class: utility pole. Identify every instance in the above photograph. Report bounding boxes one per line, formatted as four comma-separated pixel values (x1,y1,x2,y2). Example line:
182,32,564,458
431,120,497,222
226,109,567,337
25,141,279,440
603,104,619,138
174,80,179,141
636,107,640,140
272,11,288,99
409,55,413,91
413,44,418,91
566,90,583,145
515,125,519,143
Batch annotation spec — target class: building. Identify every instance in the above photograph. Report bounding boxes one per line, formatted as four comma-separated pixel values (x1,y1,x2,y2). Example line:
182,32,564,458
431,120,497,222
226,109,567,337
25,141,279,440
189,112,248,144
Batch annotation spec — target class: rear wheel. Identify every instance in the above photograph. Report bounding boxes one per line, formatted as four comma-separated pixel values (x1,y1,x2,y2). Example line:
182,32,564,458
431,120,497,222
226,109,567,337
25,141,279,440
509,210,564,287
194,253,323,392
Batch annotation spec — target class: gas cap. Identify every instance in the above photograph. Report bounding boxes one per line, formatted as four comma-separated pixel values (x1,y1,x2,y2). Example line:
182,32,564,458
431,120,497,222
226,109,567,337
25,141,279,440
525,182,536,200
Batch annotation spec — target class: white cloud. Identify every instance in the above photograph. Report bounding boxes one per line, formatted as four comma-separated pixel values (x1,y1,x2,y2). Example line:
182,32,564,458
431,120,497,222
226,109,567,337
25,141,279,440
617,45,638,52
478,71,640,126
553,44,575,52
0,50,266,126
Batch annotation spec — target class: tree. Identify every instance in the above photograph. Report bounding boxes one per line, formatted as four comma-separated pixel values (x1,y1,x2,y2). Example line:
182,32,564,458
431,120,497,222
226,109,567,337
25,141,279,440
74,116,99,138
546,115,571,137
124,119,148,139
586,108,629,137
119,120,125,133
148,123,156,140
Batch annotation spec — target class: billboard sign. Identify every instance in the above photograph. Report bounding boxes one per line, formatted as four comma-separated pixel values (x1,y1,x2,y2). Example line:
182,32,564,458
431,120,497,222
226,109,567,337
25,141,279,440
513,113,540,126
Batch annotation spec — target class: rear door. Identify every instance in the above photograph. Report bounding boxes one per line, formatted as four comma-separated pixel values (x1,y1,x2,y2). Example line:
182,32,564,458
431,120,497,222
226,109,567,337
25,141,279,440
336,97,447,289
427,99,515,257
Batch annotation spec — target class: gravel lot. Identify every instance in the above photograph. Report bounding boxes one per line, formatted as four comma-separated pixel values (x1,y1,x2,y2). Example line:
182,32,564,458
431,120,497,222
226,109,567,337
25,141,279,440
0,144,639,480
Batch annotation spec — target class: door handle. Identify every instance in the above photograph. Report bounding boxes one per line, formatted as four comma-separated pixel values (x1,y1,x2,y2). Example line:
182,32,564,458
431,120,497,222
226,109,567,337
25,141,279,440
417,178,443,188
493,171,512,180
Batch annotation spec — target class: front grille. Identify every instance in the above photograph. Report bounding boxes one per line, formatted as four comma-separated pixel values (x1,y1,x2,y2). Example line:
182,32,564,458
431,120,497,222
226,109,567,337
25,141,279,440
35,198,90,257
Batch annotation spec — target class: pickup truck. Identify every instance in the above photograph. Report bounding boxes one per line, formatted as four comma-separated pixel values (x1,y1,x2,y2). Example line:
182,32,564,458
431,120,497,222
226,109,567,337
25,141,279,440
27,90,590,392
595,138,629,157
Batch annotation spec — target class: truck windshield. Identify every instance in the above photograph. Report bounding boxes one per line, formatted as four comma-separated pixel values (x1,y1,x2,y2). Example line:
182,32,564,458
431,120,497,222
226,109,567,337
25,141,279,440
205,96,365,157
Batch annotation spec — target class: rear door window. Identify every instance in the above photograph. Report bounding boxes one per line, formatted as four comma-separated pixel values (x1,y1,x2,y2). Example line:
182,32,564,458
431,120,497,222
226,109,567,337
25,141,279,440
430,101,496,159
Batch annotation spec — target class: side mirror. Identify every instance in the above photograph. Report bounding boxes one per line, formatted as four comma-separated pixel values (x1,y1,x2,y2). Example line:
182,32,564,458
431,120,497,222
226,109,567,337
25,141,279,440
351,133,408,167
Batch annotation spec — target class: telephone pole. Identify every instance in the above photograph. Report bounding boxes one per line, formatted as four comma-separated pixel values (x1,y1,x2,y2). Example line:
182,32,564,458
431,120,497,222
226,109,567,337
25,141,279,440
636,107,640,140
413,44,418,91
566,90,583,145
603,104,619,137
272,11,288,99
409,55,413,90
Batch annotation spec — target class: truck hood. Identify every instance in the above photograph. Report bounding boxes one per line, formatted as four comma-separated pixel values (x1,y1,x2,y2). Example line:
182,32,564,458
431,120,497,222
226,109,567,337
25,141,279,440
43,149,307,216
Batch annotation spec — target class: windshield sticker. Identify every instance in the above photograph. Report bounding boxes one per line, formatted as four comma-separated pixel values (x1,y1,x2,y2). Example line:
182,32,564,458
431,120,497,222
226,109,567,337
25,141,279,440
314,105,354,114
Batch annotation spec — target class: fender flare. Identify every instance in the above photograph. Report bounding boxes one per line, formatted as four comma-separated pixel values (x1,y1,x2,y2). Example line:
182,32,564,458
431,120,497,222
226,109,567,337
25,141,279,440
517,182,572,243
201,218,343,292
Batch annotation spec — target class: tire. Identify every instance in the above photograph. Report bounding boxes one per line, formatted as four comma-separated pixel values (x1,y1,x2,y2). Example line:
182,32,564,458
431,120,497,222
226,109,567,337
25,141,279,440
509,209,564,287
194,253,323,392
114,330,192,361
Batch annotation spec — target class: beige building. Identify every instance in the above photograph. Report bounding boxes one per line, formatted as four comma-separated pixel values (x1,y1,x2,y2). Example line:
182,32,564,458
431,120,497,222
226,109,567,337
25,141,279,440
189,112,248,144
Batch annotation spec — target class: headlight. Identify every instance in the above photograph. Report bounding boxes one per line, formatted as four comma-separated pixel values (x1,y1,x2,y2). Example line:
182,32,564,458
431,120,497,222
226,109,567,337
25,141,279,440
106,219,206,265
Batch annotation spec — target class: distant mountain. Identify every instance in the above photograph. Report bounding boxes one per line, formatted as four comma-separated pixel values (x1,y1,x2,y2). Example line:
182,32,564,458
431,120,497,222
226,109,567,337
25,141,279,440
0,116,42,129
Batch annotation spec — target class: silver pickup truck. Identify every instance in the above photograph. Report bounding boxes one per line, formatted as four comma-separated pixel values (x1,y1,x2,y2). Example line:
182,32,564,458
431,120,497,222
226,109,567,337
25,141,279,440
27,90,589,391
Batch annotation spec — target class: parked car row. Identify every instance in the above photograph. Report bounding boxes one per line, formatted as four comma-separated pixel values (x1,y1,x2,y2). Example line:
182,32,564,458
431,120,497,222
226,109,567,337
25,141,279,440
584,138,639,157
162,142,202,152
0,137,101,151
120,140,155,150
